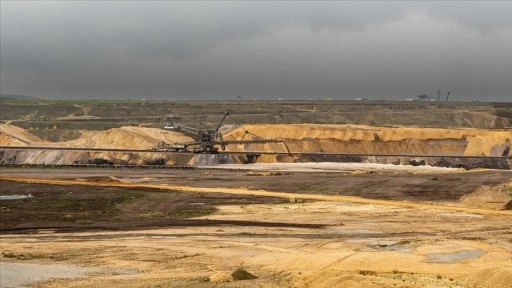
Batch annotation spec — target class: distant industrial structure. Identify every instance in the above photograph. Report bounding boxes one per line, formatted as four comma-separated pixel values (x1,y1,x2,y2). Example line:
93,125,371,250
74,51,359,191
416,91,450,101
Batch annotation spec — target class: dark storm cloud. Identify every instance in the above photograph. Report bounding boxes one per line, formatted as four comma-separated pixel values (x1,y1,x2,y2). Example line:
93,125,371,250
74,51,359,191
1,1,511,101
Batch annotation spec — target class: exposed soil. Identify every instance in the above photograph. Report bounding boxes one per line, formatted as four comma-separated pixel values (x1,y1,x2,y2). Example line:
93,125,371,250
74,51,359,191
1,166,512,288
2,167,511,204
1,167,510,233
0,176,286,233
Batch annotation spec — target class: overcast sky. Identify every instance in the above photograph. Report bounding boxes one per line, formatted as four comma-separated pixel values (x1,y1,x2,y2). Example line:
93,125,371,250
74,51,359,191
1,1,511,101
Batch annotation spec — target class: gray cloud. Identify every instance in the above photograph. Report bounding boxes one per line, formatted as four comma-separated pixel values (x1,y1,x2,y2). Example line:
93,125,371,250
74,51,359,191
1,1,511,101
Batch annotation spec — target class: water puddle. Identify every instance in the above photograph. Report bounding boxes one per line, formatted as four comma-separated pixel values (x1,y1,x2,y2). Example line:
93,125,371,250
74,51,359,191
0,194,33,200
427,249,484,263
0,262,138,288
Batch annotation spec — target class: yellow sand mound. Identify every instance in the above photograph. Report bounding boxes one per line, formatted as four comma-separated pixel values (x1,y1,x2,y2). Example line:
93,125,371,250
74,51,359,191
0,124,193,150
0,124,47,146
62,126,193,149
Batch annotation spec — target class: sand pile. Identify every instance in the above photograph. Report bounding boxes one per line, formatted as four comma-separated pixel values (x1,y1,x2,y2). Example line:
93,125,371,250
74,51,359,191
460,180,512,210
0,124,195,165
461,267,512,288
0,124,47,146
1,124,193,149
61,126,193,149
223,124,512,157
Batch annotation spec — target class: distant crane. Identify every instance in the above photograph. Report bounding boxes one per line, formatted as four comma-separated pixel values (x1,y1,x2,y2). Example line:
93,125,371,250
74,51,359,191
417,94,435,101
417,91,450,102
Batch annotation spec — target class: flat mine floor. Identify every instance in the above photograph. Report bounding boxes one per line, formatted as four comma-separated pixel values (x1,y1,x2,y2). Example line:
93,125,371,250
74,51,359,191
1,165,511,288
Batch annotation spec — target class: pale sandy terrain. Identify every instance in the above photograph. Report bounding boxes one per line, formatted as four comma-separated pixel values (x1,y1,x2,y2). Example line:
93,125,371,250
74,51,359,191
1,166,511,288
1,200,511,288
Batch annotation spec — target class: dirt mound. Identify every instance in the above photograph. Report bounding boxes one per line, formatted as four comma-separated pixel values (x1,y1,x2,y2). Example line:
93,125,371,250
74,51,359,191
208,271,234,283
0,124,193,150
223,124,512,156
231,268,258,280
0,125,195,165
461,268,512,288
62,126,193,149
0,124,46,146
208,268,258,283
460,181,512,210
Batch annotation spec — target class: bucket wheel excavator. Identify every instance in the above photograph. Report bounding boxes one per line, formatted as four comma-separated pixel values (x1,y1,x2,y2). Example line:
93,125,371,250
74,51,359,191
153,112,290,154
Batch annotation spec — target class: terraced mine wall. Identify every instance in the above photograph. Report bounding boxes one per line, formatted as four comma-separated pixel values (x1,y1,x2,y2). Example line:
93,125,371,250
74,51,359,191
224,124,512,157
1,118,511,169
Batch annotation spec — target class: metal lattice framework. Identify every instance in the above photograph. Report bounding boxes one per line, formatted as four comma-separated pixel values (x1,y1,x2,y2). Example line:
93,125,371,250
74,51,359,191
154,112,291,154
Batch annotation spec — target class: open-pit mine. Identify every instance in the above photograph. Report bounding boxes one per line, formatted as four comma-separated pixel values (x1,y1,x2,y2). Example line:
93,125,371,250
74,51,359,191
1,100,511,288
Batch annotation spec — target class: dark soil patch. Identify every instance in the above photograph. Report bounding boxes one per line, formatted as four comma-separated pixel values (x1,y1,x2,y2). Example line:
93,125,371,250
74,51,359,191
503,200,512,210
1,168,510,233
231,268,258,280
0,180,284,232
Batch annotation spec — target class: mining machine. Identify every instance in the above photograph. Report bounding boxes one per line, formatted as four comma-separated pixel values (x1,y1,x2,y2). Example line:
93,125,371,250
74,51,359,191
153,112,290,154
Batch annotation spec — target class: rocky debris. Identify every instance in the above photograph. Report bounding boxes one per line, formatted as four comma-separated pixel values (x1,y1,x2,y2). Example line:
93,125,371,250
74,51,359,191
231,268,258,280
86,158,114,166
208,268,258,283
409,159,426,166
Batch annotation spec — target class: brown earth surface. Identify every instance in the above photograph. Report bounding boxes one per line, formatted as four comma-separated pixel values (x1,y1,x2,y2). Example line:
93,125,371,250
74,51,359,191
1,167,511,288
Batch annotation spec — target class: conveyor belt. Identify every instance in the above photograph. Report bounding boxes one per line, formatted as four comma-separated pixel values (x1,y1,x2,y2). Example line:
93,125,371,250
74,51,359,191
1,145,510,159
